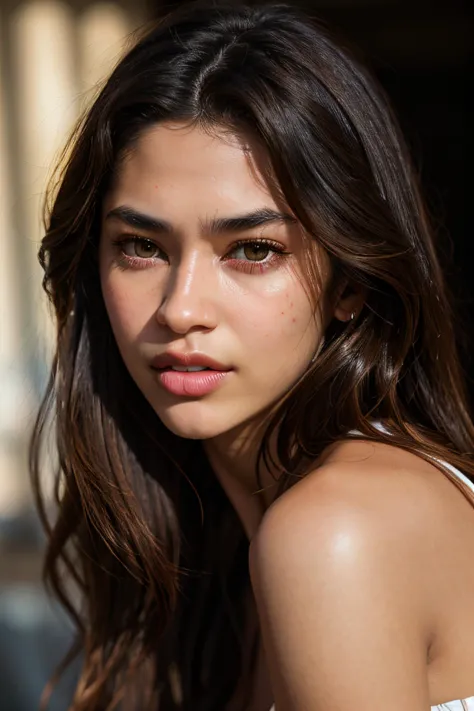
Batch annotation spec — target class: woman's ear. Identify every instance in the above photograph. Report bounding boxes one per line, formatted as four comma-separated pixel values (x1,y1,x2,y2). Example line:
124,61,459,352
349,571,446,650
333,281,367,322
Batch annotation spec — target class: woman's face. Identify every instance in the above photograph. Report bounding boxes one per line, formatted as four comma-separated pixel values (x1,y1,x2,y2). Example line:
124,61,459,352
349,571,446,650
99,122,328,440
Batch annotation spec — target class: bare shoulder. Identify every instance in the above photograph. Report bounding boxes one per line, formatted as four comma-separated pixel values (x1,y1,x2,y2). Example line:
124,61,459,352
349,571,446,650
252,438,472,564
248,439,457,707
253,439,456,565
250,438,474,644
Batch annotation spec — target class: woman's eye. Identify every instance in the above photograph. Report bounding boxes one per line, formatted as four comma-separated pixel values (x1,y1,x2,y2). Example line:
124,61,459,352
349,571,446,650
225,239,289,273
232,242,272,262
124,238,160,259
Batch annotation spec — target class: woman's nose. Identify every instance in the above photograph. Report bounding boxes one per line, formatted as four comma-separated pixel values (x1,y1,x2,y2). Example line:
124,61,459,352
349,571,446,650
154,254,218,334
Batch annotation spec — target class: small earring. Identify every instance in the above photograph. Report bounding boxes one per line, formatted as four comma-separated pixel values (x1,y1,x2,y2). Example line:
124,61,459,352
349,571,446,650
350,311,355,321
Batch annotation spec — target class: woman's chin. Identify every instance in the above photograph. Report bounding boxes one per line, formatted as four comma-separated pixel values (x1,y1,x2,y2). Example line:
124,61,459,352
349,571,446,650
156,406,234,441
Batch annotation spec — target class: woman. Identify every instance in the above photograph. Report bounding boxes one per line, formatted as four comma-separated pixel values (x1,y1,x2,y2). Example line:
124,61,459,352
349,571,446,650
31,1,474,710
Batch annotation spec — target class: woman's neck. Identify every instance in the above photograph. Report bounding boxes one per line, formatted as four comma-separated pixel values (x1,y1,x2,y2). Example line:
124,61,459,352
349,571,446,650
203,419,279,540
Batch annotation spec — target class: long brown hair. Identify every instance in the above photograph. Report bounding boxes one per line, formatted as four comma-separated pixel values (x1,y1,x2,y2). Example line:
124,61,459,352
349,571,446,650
30,1,474,709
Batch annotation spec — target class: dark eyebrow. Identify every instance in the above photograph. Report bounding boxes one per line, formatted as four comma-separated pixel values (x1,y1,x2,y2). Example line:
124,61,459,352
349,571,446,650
105,206,168,232
204,207,297,235
105,205,297,235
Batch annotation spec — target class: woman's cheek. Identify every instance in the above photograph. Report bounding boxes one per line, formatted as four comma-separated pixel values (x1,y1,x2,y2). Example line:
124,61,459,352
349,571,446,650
102,276,146,342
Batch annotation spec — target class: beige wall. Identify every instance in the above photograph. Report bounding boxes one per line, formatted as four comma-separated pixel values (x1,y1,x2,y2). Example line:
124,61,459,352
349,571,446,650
0,0,148,516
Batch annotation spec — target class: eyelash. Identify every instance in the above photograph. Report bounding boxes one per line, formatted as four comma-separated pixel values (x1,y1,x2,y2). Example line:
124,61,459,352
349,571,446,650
111,236,290,274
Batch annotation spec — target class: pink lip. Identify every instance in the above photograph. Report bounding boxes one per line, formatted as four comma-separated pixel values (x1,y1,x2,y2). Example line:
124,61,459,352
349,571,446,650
150,351,233,397
157,369,230,397
151,351,231,371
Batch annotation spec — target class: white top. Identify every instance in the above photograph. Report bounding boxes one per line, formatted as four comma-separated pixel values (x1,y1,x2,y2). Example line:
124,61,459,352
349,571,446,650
269,427,474,711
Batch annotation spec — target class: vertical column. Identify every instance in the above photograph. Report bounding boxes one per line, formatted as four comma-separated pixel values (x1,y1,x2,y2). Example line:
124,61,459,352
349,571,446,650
0,10,29,515
3,0,78,512
11,0,78,374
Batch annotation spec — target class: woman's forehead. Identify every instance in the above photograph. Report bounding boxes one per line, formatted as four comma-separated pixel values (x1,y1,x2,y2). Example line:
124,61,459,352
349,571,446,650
105,121,293,224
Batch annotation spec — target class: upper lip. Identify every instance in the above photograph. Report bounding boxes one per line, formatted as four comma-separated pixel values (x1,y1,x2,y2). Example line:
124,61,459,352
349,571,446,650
151,352,232,371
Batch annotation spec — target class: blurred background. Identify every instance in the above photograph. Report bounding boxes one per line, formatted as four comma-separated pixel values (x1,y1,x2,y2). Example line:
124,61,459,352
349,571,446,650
0,0,471,709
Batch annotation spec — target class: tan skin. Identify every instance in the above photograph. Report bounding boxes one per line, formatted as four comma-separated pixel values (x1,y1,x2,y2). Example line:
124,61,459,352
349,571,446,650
249,440,474,710
100,122,474,710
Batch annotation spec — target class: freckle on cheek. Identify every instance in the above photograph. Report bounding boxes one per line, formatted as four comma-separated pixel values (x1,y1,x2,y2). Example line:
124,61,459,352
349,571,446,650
292,317,296,323
281,311,285,315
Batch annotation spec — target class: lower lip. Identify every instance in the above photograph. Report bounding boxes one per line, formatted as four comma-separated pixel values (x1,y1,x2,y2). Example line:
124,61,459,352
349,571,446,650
155,369,231,397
